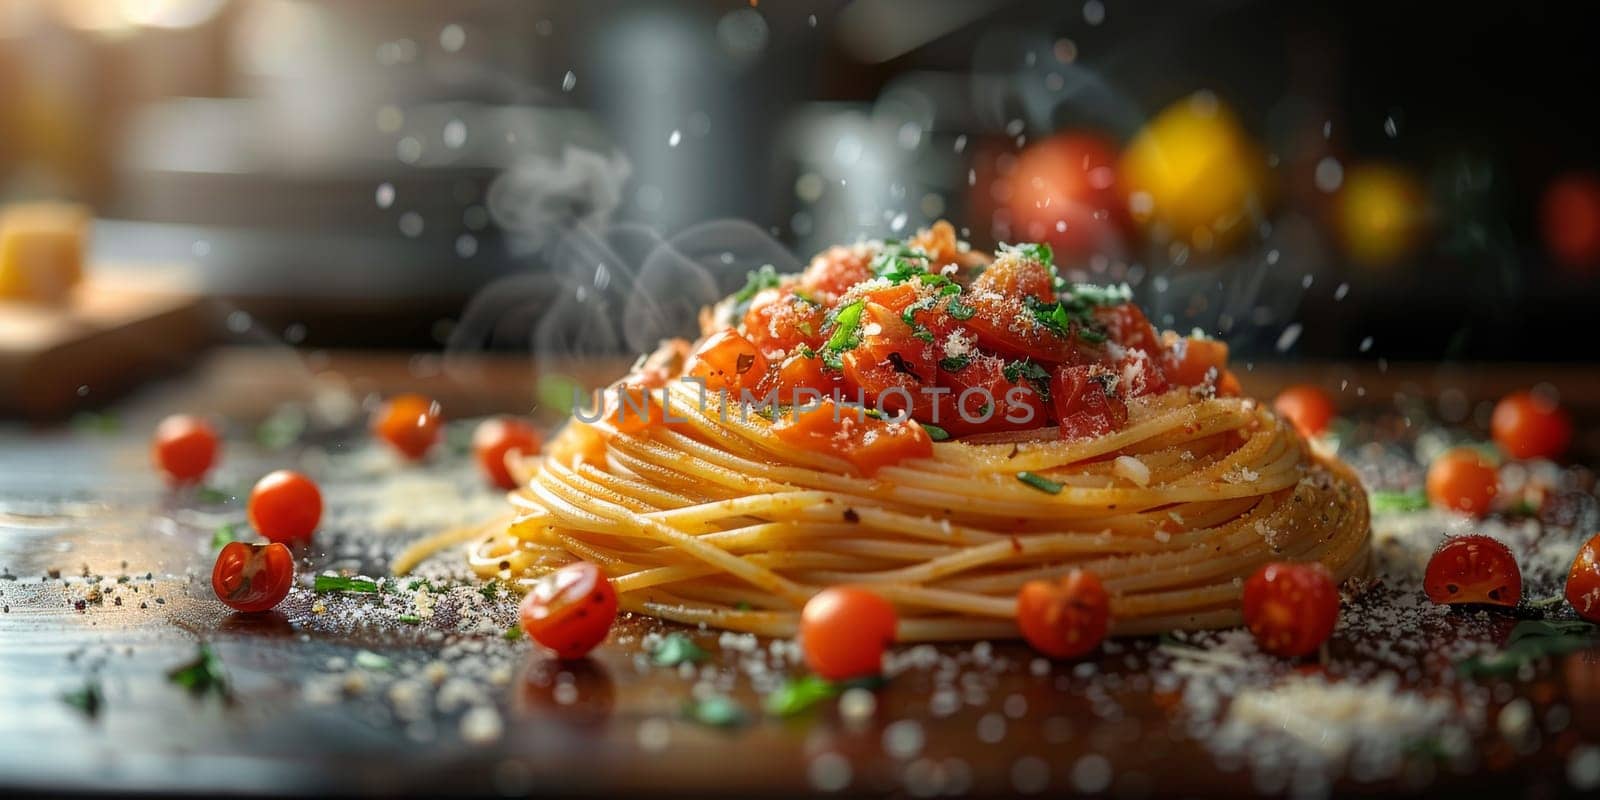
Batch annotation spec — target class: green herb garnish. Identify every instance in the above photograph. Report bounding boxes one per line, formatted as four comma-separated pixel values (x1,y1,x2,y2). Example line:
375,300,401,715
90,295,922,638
733,264,782,304
479,581,501,601
765,674,838,716
945,296,976,320
820,300,867,370
168,644,229,698
210,522,238,550
652,633,708,667
1002,359,1052,401
256,405,308,451
353,650,392,671
195,485,235,505
939,355,972,372
1369,490,1430,513
1455,619,1600,678
61,677,103,718
314,575,380,594
1017,471,1064,495
70,411,122,435
503,624,524,641
922,423,950,442
686,695,747,728
397,614,422,625
999,241,1054,266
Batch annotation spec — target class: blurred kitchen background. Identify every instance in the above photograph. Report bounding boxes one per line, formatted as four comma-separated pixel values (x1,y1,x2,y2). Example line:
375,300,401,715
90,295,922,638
3,0,1600,414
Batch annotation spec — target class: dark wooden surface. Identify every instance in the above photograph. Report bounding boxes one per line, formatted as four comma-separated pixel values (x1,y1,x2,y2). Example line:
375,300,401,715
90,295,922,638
3,348,1600,798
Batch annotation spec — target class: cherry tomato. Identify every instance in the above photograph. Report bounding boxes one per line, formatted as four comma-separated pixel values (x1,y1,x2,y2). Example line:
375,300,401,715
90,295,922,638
1094,303,1164,359
248,470,322,546
518,562,619,659
1423,535,1522,607
685,328,768,394
1540,172,1600,271
772,400,933,475
1566,533,1600,622
907,220,966,268
840,300,937,415
211,541,294,613
937,354,1050,435
372,393,442,461
963,292,1094,364
742,288,827,358
799,586,898,680
1241,561,1340,658
1491,390,1573,461
760,352,847,399
473,417,542,490
1016,569,1111,659
151,414,220,485
800,244,876,302
970,250,1056,302
608,381,666,434
1164,336,1229,387
1274,384,1337,438
1426,448,1499,517
1005,133,1127,262
1051,364,1128,439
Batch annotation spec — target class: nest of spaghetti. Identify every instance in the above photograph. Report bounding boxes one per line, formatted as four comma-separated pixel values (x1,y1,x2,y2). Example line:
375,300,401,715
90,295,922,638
411,221,1370,641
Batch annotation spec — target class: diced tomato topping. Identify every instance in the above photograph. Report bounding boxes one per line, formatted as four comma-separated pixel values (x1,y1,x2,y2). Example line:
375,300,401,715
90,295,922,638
937,354,1050,435
1164,336,1229,387
801,244,876,302
609,382,666,434
685,328,768,393
742,288,827,358
1050,365,1128,439
1094,303,1164,358
908,220,963,269
772,400,933,474
840,301,937,416
1116,349,1170,398
971,253,1055,302
963,293,1091,364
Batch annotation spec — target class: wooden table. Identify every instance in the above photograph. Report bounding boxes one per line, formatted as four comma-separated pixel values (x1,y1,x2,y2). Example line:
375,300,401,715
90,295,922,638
3,349,1598,797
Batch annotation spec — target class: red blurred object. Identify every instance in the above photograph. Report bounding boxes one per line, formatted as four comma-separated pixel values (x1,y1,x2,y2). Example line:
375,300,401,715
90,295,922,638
1003,133,1127,263
1540,172,1600,270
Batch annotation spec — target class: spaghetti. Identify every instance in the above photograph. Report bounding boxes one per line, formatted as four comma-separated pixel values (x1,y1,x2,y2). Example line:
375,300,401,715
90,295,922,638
396,223,1370,641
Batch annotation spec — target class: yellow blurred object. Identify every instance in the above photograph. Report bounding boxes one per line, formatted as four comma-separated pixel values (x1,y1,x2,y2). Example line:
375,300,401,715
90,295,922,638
0,204,90,304
1120,92,1272,254
1334,164,1426,267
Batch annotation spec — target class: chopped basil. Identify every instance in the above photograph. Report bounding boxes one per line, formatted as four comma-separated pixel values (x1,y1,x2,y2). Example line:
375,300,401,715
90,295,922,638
732,264,782,303
314,575,381,594
168,644,229,698
353,650,392,671
871,242,936,284
685,695,747,728
820,299,866,370
939,355,972,372
1017,471,1064,494
195,485,236,505
765,674,886,717
61,677,103,717
1455,620,1599,678
922,422,950,441
1369,490,1429,513
999,241,1054,266
1003,359,1053,401
396,614,423,625
945,297,976,320
503,625,523,641
651,633,708,666
479,581,500,601
210,522,238,551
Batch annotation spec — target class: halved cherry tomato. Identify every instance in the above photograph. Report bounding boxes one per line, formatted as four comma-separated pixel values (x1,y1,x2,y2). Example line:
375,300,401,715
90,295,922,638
211,541,294,613
152,414,220,485
742,288,827,357
1423,535,1522,607
771,400,933,475
1016,569,1110,659
1274,384,1337,438
685,328,768,394
799,586,898,680
372,393,442,461
248,470,322,546
518,561,619,659
1566,533,1600,622
1094,303,1164,358
1492,390,1573,461
473,417,542,490
1164,336,1229,387
971,251,1055,302
1426,448,1499,517
800,244,876,302
1241,561,1340,658
1051,364,1128,439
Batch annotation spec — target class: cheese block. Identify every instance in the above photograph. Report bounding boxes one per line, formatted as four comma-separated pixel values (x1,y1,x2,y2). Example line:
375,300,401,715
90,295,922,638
0,203,89,304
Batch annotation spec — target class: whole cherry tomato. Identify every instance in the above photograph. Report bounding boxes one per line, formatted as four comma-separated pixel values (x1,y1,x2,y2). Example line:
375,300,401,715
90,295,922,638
473,417,542,490
1566,533,1600,622
152,414,220,485
248,470,322,546
1016,569,1111,659
1423,535,1522,607
518,562,619,659
1274,384,1337,439
1491,390,1573,461
211,541,294,613
799,586,898,680
372,393,443,460
1241,561,1340,658
1426,448,1499,517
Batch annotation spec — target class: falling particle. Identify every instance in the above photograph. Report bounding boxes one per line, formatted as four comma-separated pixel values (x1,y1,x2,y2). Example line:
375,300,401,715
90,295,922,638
809,752,852,792
1011,756,1051,794
968,169,977,186
1082,0,1106,26
795,173,824,203
397,137,423,164
191,239,211,258
954,134,968,153
882,720,925,760
443,119,467,149
1128,191,1154,217
399,212,424,238
1264,249,1279,265
636,718,671,752
667,130,682,147
920,193,945,217
1300,273,1313,288
1005,119,1026,137
1275,323,1303,352
1334,282,1350,300
833,136,864,166
439,23,466,53
1359,336,1374,352
890,212,908,232
807,14,817,27
1070,754,1112,793
1383,116,1399,138
593,262,612,291
897,122,922,150
839,688,876,722
1322,120,1333,139
1313,157,1344,193
455,234,478,258
460,706,503,745
226,310,252,333
376,183,396,209
76,384,89,397
561,71,577,92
